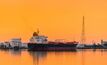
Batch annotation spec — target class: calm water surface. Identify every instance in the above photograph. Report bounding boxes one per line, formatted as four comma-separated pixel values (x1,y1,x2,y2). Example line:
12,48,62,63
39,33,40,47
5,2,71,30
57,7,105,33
0,49,107,65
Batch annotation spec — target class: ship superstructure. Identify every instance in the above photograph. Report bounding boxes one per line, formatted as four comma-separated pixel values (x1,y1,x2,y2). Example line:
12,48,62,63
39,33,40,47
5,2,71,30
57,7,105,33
10,38,22,49
29,32,48,44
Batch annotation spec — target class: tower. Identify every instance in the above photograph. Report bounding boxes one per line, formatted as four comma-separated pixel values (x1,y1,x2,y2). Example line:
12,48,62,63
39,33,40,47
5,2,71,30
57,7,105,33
81,16,86,44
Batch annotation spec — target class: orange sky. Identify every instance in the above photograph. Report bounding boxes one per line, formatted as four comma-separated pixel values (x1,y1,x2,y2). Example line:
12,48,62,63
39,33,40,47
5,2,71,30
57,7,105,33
0,0,107,43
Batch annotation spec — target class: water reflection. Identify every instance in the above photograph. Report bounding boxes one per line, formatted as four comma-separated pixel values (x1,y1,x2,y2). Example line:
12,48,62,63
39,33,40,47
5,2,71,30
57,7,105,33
29,51,47,65
0,49,22,56
76,49,107,52
0,49,107,65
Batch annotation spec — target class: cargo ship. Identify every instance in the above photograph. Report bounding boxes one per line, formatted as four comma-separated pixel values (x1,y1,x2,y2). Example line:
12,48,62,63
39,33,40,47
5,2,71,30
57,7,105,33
28,30,78,51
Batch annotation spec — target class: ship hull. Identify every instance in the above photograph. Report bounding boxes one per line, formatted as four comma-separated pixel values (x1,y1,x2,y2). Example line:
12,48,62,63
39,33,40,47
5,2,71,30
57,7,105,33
28,43,77,51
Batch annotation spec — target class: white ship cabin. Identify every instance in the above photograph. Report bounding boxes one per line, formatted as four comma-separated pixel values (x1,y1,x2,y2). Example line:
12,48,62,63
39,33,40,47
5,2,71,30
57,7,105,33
29,32,48,44
10,38,22,48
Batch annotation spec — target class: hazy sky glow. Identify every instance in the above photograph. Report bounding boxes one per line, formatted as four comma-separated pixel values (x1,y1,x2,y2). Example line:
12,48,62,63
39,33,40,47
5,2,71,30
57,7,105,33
0,0,107,43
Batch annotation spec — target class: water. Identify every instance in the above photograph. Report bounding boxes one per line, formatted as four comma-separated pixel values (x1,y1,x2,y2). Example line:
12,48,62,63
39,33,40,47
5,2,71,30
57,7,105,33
0,49,107,65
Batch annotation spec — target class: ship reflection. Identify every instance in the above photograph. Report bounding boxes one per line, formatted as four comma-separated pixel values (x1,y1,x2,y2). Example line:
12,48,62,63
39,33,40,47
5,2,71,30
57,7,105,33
9,49,21,56
29,51,47,65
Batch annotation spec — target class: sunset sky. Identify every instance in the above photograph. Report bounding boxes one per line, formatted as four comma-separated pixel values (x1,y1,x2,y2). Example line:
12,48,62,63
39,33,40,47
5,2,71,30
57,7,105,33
0,0,107,43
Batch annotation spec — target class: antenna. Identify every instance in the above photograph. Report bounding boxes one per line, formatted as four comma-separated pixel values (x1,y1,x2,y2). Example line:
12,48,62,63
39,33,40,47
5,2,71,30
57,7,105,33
37,28,39,35
81,16,86,44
